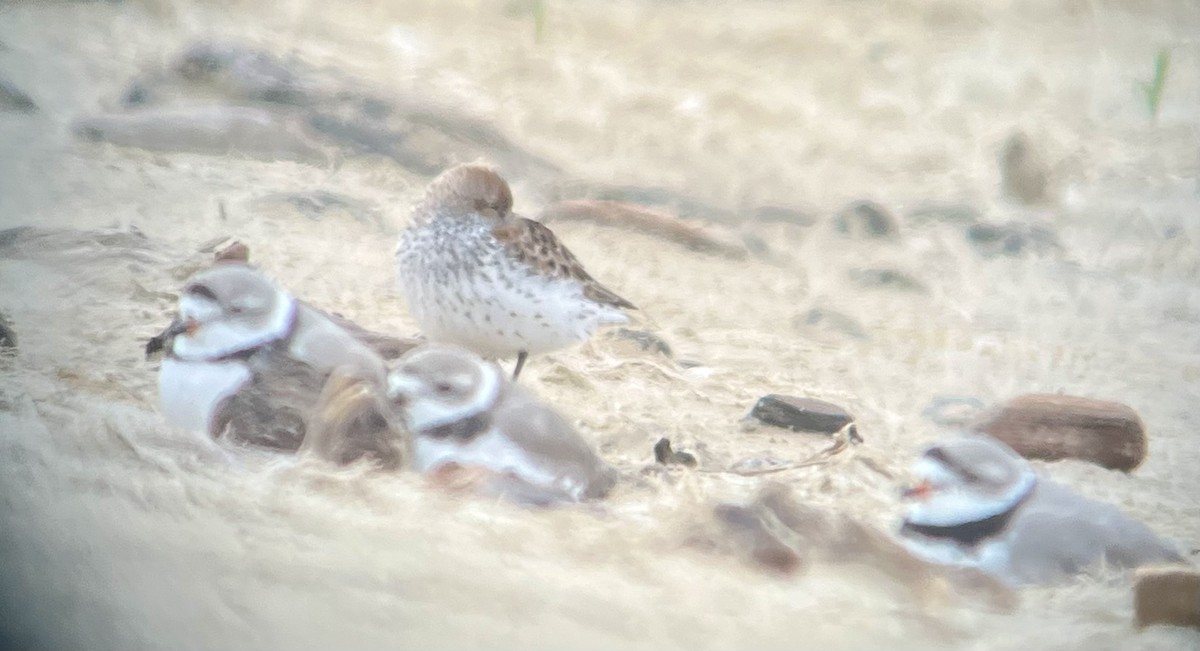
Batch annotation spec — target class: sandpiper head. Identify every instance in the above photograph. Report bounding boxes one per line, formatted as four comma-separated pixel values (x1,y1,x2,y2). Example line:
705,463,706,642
386,344,503,432
417,163,513,222
169,264,296,360
902,435,1036,527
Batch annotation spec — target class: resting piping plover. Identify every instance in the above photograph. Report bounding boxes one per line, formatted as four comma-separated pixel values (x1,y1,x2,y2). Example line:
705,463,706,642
149,264,396,460
899,434,1183,586
386,343,617,504
395,163,635,379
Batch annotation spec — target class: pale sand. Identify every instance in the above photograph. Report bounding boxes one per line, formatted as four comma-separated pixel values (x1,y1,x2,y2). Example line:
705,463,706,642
1,0,1198,649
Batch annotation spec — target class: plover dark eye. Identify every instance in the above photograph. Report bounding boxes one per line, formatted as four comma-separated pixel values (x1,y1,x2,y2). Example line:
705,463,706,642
434,382,454,395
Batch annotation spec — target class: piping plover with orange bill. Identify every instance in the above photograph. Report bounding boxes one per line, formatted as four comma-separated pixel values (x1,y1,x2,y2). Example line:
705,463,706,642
386,343,617,505
395,163,635,379
899,434,1184,586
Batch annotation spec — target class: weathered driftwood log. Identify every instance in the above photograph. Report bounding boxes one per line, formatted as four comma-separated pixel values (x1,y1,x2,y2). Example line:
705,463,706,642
969,394,1146,472
539,199,747,259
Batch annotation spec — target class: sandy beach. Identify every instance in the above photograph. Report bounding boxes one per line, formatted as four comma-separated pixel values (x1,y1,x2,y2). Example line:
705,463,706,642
1,0,1198,648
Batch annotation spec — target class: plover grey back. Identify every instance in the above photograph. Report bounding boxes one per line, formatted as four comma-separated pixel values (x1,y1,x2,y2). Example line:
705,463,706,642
151,264,393,458
395,163,634,378
899,434,1183,586
386,343,617,504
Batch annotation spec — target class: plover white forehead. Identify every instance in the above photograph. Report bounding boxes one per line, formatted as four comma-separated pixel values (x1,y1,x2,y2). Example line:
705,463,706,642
386,343,617,504
395,163,635,379
150,263,399,463
899,434,1183,586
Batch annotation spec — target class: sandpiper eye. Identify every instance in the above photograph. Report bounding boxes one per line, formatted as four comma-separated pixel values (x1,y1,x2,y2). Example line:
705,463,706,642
434,382,454,395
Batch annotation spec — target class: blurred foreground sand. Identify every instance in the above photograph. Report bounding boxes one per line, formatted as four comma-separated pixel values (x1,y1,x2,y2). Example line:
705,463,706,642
0,1,1198,649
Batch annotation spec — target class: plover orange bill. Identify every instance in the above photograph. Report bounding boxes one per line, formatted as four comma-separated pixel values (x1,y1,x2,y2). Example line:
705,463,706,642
386,343,617,504
148,263,398,461
395,163,635,379
898,434,1183,586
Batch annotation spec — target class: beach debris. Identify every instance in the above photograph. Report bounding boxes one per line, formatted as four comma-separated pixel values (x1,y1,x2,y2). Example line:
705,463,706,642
538,200,748,259
748,394,857,438
966,221,1061,258
999,131,1049,205
833,200,898,239
969,393,1147,472
653,437,698,468
705,483,1017,608
1133,565,1200,630
0,312,16,349
0,78,37,113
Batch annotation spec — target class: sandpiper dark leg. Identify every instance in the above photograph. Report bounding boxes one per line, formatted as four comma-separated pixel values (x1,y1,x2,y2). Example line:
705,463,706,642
512,351,528,380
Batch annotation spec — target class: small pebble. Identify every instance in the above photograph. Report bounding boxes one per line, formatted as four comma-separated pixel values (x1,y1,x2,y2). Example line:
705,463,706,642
1134,566,1200,629
1000,131,1050,205
833,200,898,239
0,78,37,113
653,437,697,467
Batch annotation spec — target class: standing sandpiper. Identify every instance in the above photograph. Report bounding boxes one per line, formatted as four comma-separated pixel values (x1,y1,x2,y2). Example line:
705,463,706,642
395,163,635,379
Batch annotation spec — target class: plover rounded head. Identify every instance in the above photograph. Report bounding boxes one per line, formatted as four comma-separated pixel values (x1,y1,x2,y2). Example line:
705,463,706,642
170,263,295,361
903,435,1036,528
387,343,503,432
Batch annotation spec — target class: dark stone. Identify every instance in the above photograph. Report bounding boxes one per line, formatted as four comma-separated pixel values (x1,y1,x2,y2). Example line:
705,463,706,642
0,78,37,113
848,267,926,292
966,221,1061,258
653,437,697,467
833,200,898,238
749,395,854,435
999,132,1049,205
0,313,16,349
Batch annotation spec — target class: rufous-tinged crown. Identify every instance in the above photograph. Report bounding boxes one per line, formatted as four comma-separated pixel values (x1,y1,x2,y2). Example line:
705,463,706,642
419,163,513,219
